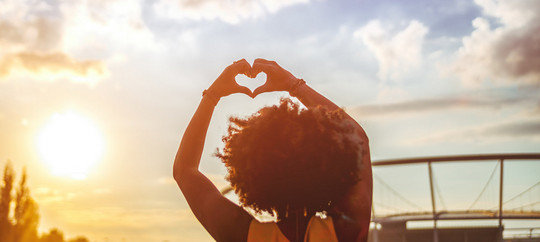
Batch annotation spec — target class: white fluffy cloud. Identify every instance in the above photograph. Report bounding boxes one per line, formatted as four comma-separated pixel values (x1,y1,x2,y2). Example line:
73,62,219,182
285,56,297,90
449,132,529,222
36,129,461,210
451,0,540,86
0,0,107,84
60,0,157,53
0,51,105,83
154,0,310,24
354,20,429,81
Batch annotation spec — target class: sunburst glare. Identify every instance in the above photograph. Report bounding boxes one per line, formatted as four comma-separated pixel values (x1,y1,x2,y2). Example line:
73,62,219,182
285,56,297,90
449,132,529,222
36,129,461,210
37,111,104,179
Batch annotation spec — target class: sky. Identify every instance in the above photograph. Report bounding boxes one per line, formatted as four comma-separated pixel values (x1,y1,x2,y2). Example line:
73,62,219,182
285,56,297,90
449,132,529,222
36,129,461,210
0,0,539,241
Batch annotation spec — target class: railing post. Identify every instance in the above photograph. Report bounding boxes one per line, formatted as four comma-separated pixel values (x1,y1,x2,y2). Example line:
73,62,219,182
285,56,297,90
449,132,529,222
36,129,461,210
373,223,379,242
428,161,439,242
499,159,504,241
372,206,379,242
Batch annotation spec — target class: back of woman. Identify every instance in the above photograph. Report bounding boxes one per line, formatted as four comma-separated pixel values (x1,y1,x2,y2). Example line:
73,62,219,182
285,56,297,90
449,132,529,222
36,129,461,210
173,58,372,242
248,215,338,242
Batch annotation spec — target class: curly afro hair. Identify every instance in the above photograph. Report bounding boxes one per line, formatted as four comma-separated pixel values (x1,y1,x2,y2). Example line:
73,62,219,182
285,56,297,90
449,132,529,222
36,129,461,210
216,98,362,218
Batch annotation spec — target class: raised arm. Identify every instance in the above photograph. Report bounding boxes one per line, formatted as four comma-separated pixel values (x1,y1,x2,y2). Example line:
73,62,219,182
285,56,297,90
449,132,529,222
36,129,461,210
173,59,254,242
252,58,373,242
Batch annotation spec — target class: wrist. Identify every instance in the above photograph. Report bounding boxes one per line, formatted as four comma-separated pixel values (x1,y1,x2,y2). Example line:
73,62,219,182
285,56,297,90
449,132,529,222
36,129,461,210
202,88,220,106
288,78,306,96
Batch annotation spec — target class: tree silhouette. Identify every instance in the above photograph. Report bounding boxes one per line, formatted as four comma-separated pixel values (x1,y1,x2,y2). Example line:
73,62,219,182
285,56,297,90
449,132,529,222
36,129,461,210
67,236,90,242
1,161,90,242
0,161,15,241
14,168,40,242
40,228,64,242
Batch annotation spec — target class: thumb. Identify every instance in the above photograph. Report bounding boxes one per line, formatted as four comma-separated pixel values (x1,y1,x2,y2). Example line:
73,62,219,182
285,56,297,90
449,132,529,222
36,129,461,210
236,85,253,98
253,83,272,97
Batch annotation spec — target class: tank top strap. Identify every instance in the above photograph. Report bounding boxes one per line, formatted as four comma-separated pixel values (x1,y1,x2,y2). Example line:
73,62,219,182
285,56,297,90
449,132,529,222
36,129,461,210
304,216,339,242
247,216,338,242
248,219,289,242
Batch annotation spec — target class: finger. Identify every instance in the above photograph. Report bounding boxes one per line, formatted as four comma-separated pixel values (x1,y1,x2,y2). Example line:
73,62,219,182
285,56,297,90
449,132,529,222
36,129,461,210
254,58,282,72
249,67,263,78
236,85,253,98
251,62,274,77
252,83,272,97
234,59,251,76
224,59,248,76
253,58,275,65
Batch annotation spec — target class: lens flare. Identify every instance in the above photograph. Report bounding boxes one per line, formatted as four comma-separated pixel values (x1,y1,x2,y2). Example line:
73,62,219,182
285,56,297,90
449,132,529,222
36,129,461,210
37,112,104,179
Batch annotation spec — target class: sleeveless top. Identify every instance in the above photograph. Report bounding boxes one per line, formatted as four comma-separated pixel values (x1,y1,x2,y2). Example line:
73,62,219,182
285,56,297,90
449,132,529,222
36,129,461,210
247,216,339,242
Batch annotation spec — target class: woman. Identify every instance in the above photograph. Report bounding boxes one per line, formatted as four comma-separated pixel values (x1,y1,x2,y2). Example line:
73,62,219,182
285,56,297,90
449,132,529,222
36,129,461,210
173,58,372,242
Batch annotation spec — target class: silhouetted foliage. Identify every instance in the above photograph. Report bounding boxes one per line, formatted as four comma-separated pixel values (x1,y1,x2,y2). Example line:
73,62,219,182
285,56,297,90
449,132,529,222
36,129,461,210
14,168,40,242
68,236,90,242
0,161,15,241
1,162,90,242
40,228,64,242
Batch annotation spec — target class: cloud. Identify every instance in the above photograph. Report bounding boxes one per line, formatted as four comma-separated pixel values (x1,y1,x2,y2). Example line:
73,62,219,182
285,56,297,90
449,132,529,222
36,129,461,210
410,118,540,145
484,120,540,137
533,103,540,116
450,0,540,86
154,0,310,24
34,187,78,204
157,177,176,185
0,1,107,83
45,207,205,241
0,51,106,83
60,0,157,53
354,20,429,81
349,95,528,119
0,16,61,54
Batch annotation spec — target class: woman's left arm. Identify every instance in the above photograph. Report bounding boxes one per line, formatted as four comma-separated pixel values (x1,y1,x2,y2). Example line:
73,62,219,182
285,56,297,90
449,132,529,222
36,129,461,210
173,59,253,242
251,58,372,241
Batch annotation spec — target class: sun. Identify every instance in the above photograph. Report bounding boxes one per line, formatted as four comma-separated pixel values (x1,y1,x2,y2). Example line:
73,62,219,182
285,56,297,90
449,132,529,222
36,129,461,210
37,111,104,179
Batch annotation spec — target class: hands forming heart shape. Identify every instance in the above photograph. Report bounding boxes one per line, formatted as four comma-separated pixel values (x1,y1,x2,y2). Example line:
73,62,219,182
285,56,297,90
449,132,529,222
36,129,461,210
235,72,266,95
207,58,298,99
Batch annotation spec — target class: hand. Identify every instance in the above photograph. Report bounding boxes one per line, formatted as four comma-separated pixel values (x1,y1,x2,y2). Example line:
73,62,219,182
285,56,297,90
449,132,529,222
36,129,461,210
251,58,297,97
208,59,253,98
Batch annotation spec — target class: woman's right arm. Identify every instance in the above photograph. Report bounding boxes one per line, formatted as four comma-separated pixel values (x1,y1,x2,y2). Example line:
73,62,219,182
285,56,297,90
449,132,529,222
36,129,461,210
251,58,372,242
174,59,254,242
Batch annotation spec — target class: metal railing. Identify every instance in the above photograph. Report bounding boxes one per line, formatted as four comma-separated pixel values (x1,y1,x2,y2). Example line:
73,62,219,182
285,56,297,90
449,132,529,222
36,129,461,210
371,153,540,242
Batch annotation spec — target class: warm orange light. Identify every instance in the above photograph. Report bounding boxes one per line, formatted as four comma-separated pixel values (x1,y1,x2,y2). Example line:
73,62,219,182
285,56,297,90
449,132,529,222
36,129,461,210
37,111,104,179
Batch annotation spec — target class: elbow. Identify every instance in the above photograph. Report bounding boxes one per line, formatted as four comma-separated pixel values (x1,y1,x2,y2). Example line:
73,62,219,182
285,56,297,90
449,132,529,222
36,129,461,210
172,160,196,185
173,166,200,192
173,168,189,186
172,160,185,184
172,168,181,183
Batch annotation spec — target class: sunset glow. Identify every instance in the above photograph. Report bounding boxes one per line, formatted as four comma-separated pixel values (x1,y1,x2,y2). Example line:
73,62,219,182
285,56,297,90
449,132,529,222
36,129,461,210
0,0,539,241
37,112,104,180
